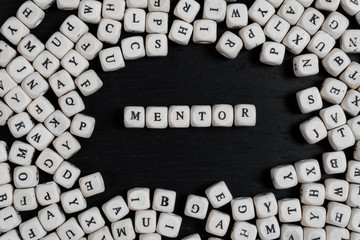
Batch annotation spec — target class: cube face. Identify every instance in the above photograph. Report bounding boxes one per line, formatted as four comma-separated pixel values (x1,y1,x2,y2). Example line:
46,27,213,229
70,113,96,138
21,72,49,99
76,33,104,60
205,181,233,208
0,163,11,185
307,30,335,59
212,104,234,127
184,194,209,219
322,151,347,174
54,161,81,189
44,110,71,137
134,210,157,233
325,226,350,240
293,54,319,77
264,15,290,43
26,123,55,151
319,104,346,130
253,192,278,218
174,0,200,23
325,178,349,202
205,210,230,237
340,62,360,89
46,31,74,59
296,7,324,36
0,40,17,68
78,0,102,24
37,204,66,231
111,218,136,240
322,48,351,77
121,36,146,60
202,0,227,23
248,0,275,26
239,23,266,50
152,188,176,213
49,70,76,98
19,217,46,240
146,107,168,129
9,141,35,166
270,164,298,189
18,34,45,62
278,198,302,223
300,183,325,206
320,78,347,105
7,56,34,84
168,106,190,128
0,206,22,232
301,205,326,228
79,172,105,197
299,117,327,144
346,160,360,184
58,91,85,118
99,47,125,72
146,12,168,34
124,8,146,33
60,15,89,42
191,105,212,127
294,159,321,183
97,19,122,45
341,89,360,117
315,0,340,11
278,0,304,25
102,195,130,222
169,20,193,45
256,216,280,240
13,165,39,189
0,17,30,45
322,12,349,39
78,207,106,234
216,31,243,59
61,50,89,77
303,227,326,240
102,0,126,20
61,189,87,214
145,34,168,57
231,197,255,221
326,202,351,228
193,19,217,44
0,69,17,98
226,4,248,29
7,112,35,138
127,188,151,211
57,218,85,240
260,42,286,66
346,183,360,208
52,132,81,159
88,226,113,240
13,187,38,211
231,221,257,240
341,30,360,54
328,124,355,151
0,184,14,208
4,86,32,114
280,224,303,240
157,213,182,238
283,26,310,55
35,181,61,206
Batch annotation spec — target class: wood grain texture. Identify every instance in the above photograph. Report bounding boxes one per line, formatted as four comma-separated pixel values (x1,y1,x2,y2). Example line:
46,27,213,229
0,0,357,238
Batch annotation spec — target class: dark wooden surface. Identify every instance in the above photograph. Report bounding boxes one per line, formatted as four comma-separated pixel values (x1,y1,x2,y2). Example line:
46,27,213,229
0,0,358,238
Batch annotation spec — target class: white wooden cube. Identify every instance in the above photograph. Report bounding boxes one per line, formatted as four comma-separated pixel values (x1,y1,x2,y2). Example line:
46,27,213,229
124,106,145,128
49,70,75,97
18,34,45,62
264,15,290,43
169,20,193,45
298,182,320,209
326,201,351,228
78,0,102,24
79,172,105,197
146,34,168,57
301,205,326,228
78,207,105,234
17,1,45,29
348,208,360,233
56,218,85,240
205,210,230,237
319,104,346,130
0,163,11,185
297,8,324,36
324,178,349,202
97,18,122,45
231,221,257,240
0,206,22,232
341,30,360,53
0,229,22,240
231,197,255,221
341,89,360,116
322,151,347,174
56,0,80,10
205,181,233,208
215,31,243,59
121,36,146,60
299,117,327,144
174,0,200,23
256,216,280,240
60,188,87,214
0,70,17,99
99,47,125,72
278,198,301,223
135,210,157,233
44,110,71,137
168,106,190,128
0,184,13,208
6,56,34,84
193,19,217,44
34,50,61,78
325,226,350,240
21,72,49,99
184,194,209,220
248,0,275,26
13,187,38,211
271,164,298,189
253,192,278,218
0,17,30,45
294,159,321,183
9,140,35,166
260,42,286,66
61,50,89,77
46,31,74,59
239,23,266,50
111,218,136,240
103,0,125,20
36,181,61,206
146,12,168,34
146,107,168,129
53,132,81,159
4,86,32,115
296,87,322,114
234,104,255,127
26,123,55,151
328,124,356,151
38,203,65,231
88,226,113,240
152,188,176,213
13,165,39,188
190,105,212,127
58,90,85,117
0,40,17,67
124,8,146,33
27,96,55,123
280,224,303,240
19,217,46,240
346,160,360,183
315,0,340,11
307,30,336,59
322,48,351,77
102,195,130,222
70,113,96,138
283,26,310,55
341,0,360,15
320,77,348,104
203,0,227,22
7,112,34,138
128,187,150,210
76,33,103,60
278,0,304,25
212,104,233,127
293,54,319,77
303,227,325,240
60,15,89,42
75,69,103,97
226,3,248,29
54,161,81,189
340,62,360,89
348,116,360,140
